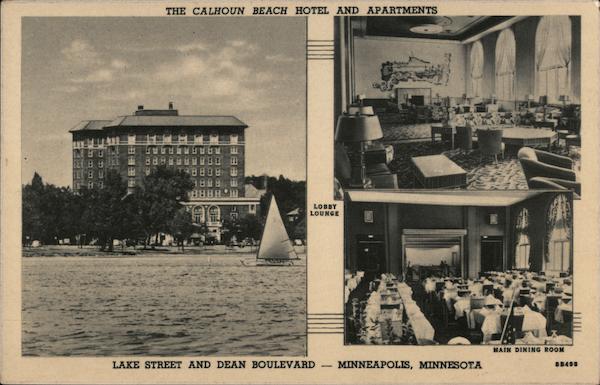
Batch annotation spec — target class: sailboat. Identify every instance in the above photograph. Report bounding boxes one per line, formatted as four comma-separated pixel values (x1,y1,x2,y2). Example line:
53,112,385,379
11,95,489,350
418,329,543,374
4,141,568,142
241,195,300,267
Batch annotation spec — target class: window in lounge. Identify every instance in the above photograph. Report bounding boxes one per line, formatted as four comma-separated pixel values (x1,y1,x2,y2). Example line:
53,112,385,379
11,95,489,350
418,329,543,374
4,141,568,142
535,16,572,102
470,40,484,97
495,28,516,101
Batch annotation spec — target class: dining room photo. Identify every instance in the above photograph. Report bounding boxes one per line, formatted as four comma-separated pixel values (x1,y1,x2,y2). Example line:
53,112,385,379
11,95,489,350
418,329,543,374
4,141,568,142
333,15,581,198
343,189,574,346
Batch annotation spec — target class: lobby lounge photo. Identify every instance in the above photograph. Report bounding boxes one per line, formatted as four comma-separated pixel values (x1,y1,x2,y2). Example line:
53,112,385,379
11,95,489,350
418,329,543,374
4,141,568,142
344,190,574,346
334,16,581,197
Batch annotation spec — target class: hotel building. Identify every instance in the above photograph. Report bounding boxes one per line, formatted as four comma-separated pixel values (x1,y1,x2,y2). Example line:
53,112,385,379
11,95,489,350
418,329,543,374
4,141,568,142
69,103,262,241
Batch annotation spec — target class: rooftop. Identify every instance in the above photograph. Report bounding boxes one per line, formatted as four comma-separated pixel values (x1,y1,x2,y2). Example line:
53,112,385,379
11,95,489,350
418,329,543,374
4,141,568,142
68,120,112,133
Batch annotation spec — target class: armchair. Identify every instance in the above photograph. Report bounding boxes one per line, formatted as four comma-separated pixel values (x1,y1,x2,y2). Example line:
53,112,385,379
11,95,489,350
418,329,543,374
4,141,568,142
477,128,504,163
518,147,580,194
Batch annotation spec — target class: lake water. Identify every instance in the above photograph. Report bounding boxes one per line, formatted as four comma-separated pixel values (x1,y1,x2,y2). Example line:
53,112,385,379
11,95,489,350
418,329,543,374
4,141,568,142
22,255,306,356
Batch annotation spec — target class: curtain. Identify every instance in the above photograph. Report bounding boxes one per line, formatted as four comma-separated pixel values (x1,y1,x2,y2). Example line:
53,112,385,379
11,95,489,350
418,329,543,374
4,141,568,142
513,208,529,269
545,194,572,263
470,41,484,97
495,29,516,100
536,16,572,101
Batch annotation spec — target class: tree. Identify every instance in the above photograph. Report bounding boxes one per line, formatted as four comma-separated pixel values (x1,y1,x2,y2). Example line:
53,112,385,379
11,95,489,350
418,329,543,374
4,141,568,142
134,166,194,247
239,214,263,241
168,208,194,252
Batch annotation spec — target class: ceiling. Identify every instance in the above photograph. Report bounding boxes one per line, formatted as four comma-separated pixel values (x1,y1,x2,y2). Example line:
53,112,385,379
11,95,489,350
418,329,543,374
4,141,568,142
354,16,514,41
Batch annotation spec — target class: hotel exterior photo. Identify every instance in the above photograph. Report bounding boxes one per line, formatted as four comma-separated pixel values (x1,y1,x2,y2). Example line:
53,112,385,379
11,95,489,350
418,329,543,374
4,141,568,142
69,103,262,241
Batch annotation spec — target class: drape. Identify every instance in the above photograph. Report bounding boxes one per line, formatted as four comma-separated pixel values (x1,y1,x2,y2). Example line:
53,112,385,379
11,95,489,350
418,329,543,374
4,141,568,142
470,41,484,97
513,208,529,269
535,16,572,101
495,29,516,100
545,194,572,263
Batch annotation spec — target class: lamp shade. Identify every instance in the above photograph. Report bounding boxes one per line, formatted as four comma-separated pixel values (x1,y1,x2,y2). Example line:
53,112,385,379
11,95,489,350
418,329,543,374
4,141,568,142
527,94,534,101
335,114,383,142
347,105,375,116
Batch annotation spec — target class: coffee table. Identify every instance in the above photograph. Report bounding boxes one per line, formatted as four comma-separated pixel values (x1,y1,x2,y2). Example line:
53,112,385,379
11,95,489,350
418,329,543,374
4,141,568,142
501,127,557,150
411,154,467,188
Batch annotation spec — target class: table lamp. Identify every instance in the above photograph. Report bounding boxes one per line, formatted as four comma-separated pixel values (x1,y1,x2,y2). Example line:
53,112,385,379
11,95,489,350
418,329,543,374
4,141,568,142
335,108,383,188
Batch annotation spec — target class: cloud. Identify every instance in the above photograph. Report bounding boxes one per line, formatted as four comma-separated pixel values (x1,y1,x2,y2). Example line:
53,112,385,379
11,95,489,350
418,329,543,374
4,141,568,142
110,59,128,69
176,42,208,53
265,54,296,63
72,69,114,83
61,39,99,67
53,85,81,93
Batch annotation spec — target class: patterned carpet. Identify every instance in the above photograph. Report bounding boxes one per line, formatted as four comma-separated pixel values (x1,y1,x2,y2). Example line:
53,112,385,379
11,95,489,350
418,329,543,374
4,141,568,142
381,122,581,190
389,142,528,190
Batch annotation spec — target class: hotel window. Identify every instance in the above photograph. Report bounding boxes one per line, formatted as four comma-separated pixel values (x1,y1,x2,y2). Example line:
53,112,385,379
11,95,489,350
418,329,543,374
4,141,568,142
169,157,174,165
200,147,206,155
514,208,530,269
215,147,221,155
195,134,203,144
169,147,174,154
208,168,213,176
215,168,221,176
231,189,238,198
231,178,238,187
535,16,572,102
98,181,103,189
207,179,213,187
495,28,516,101
128,134,135,144
249,204,256,214
231,156,238,165
191,190,198,199
191,169,197,176
176,158,182,165
230,134,238,145
88,160,93,168
193,206,204,224
215,190,221,198
156,134,163,144
128,146,135,155
146,158,151,165
207,190,214,198
192,147,197,154
208,157,213,166
200,168,205,176
128,179,135,188
192,158,197,166
200,157,205,165
145,167,151,176
200,179,206,187
177,147,182,155
164,134,172,144
161,146,166,154
210,133,219,144
88,181,94,189
208,147,213,155
160,157,166,165
184,147,189,155
98,160,104,168
184,157,190,165
98,150,103,158
128,167,136,176
88,149,94,158
215,180,221,187
153,157,158,165
153,147,158,155
230,167,238,176
215,157,221,166
545,194,572,273
199,190,206,198
146,147,151,154
128,156,135,165
469,41,484,97
193,180,198,188
149,134,156,144
88,170,93,178
231,146,238,154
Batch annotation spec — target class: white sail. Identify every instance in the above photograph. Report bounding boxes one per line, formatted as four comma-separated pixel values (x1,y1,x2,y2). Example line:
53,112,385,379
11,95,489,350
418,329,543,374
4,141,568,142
257,196,298,260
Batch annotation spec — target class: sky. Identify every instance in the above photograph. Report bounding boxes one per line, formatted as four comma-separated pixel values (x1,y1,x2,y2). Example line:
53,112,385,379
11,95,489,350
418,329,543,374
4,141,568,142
21,17,306,187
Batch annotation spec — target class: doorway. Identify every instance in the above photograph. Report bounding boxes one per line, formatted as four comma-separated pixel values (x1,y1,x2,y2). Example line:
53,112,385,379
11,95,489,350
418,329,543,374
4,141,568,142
356,235,385,279
481,236,504,272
